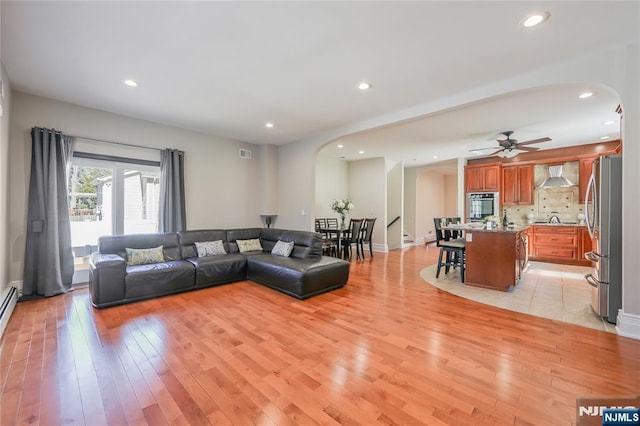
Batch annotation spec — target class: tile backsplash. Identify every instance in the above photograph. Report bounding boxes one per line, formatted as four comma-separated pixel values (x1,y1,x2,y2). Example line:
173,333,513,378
502,161,589,224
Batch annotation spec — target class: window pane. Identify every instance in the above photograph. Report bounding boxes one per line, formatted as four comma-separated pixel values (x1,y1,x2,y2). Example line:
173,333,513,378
123,168,160,234
68,165,113,271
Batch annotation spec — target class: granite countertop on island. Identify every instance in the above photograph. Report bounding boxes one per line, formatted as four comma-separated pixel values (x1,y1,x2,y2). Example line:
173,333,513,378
446,224,530,233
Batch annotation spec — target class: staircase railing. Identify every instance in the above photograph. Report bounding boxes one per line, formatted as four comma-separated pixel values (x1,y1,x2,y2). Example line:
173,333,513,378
387,215,401,229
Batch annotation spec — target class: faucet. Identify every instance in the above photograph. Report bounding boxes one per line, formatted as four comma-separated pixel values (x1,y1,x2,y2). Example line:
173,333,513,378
548,215,561,224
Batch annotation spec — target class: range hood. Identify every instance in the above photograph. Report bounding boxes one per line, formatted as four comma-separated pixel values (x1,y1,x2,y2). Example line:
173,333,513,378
540,165,576,188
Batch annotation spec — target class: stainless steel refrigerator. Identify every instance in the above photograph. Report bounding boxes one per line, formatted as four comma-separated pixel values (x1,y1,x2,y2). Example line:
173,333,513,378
584,154,622,324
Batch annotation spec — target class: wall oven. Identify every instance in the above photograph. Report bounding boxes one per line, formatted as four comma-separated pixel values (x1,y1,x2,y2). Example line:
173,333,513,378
466,192,499,221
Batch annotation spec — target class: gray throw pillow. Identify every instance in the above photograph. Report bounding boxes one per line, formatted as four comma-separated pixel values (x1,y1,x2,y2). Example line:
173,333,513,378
271,240,294,257
195,240,226,257
237,238,263,253
126,246,164,266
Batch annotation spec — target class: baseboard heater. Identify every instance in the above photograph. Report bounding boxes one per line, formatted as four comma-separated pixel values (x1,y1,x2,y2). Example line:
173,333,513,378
0,286,18,339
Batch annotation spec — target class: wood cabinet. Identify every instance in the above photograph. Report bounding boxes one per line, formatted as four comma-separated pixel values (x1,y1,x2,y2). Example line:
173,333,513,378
579,157,596,204
529,225,590,266
465,229,524,291
578,227,592,264
465,164,501,192
502,164,534,205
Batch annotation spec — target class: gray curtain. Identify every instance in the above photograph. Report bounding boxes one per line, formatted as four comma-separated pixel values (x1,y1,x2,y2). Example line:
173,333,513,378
159,148,186,232
23,128,75,298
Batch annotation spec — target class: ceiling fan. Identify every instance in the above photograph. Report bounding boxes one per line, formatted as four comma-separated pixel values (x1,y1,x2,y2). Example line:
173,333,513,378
472,131,551,158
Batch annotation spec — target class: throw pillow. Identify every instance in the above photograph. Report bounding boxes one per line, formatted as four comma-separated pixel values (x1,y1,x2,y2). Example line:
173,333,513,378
126,246,164,266
237,238,263,253
195,240,227,257
271,240,294,257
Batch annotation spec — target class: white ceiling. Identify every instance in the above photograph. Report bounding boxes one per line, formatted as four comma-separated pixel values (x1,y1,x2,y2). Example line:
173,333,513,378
2,1,638,166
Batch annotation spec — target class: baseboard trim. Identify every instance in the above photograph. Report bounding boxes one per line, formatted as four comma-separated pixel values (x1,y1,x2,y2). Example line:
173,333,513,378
371,243,388,253
0,286,18,339
616,310,640,340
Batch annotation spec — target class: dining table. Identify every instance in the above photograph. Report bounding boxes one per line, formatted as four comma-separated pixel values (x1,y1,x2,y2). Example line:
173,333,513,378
318,226,350,258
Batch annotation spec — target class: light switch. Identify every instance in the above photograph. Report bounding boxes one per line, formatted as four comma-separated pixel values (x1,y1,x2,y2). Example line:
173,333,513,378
466,233,472,242
301,209,306,216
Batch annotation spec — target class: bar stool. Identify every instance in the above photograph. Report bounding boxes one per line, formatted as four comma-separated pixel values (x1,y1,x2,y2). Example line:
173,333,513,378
433,217,465,282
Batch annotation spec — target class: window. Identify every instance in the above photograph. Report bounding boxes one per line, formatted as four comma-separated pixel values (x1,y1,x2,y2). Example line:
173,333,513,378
68,157,160,283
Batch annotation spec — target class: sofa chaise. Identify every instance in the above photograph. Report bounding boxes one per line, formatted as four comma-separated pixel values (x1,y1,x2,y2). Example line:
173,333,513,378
88,227,350,308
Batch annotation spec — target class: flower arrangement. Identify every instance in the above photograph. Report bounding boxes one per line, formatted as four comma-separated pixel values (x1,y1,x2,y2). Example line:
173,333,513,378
330,198,355,228
483,215,500,225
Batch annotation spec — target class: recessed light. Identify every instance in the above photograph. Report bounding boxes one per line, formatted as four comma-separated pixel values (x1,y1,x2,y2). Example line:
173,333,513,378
265,122,275,128
433,156,439,159
358,81,372,90
124,79,138,87
358,150,365,154
579,92,594,99
602,120,615,125
337,144,344,148
522,11,550,28
600,136,610,140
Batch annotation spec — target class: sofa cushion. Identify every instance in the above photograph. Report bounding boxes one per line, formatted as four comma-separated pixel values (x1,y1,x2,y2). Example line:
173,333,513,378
126,246,164,266
247,254,349,299
178,230,228,259
186,253,247,286
195,240,226,257
226,228,262,253
271,240,294,257
125,260,195,299
237,238,263,253
99,233,182,261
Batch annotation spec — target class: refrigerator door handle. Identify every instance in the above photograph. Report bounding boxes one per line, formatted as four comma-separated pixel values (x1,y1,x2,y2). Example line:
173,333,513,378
585,273,599,288
585,173,597,238
585,251,606,262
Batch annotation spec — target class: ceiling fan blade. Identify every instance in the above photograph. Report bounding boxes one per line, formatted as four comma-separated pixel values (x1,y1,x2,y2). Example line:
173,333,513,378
489,149,504,156
517,137,551,146
517,146,541,152
469,146,502,152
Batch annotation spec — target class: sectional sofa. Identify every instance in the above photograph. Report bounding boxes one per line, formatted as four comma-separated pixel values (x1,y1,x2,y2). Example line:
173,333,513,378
88,227,350,308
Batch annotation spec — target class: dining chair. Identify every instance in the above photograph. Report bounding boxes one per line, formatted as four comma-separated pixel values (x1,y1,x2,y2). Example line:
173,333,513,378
434,217,465,282
342,218,364,260
315,218,327,232
326,217,339,228
359,218,376,258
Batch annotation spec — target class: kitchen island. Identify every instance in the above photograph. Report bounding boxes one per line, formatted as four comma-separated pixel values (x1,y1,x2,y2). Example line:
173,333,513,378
450,224,529,291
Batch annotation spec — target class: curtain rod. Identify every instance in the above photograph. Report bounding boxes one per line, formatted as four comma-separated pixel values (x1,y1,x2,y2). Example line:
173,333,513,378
70,134,162,152
37,128,162,152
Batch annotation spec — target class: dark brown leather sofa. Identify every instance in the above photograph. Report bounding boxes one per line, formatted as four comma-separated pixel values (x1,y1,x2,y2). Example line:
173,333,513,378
89,227,349,308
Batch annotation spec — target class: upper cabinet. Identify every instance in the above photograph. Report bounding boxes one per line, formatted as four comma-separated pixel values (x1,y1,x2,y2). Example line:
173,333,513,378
502,164,534,205
465,164,501,192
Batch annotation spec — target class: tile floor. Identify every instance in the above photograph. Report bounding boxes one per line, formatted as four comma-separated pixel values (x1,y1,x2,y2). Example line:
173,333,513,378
420,261,616,332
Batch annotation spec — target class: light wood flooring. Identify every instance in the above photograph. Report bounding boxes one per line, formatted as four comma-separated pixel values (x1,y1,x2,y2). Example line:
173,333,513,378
1,244,639,425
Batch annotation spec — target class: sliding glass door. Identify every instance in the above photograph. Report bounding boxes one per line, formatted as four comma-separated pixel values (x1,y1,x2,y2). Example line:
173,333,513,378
68,158,160,283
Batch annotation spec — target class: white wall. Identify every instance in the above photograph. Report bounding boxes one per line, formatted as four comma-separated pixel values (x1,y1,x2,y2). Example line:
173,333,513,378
444,174,458,217
8,92,264,283
404,165,456,244
417,171,447,243
386,160,403,250
259,144,279,226
315,153,349,220
348,158,386,250
0,62,11,295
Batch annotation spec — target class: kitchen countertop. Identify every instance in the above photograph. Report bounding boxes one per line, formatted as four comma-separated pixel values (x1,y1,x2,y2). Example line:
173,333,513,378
446,224,530,233
528,222,586,227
